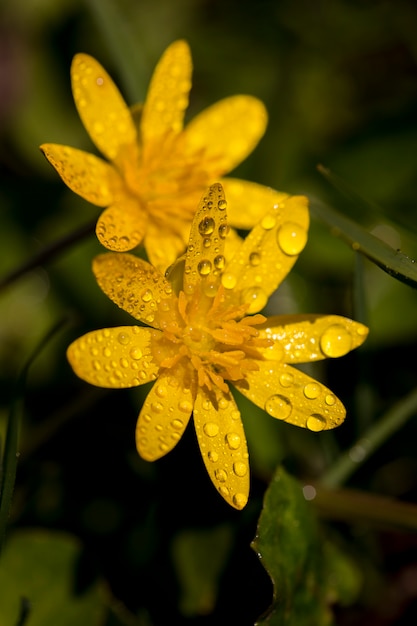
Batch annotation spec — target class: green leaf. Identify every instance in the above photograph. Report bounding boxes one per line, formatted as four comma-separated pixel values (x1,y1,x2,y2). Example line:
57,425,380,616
252,467,361,625
0,529,105,625
310,198,417,289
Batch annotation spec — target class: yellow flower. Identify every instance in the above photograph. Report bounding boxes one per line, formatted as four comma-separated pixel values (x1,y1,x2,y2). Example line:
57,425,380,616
67,184,368,509
40,40,281,270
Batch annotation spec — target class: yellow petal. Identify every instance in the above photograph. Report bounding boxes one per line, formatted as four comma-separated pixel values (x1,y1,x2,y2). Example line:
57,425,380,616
93,253,178,328
258,314,369,362
141,40,192,144
67,326,158,387
136,364,196,461
234,362,346,431
221,195,309,313
96,200,148,251
183,183,228,296
221,178,289,229
40,144,122,206
185,96,267,176
71,53,138,163
193,386,249,510
145,221,188,273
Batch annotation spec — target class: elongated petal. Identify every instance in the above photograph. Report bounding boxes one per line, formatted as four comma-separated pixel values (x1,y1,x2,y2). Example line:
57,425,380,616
193,386,249,510
234,362,346,431
141,40,192,144
184,96,267,176
183,182,228,296
145,221,189,272
257,314,369,363
93,253,178,328
221,178,289,229
136,364,196,461
40,144,122,206
67,326,158,388
96,200,147,251
71,53,138,163
221,195,309,313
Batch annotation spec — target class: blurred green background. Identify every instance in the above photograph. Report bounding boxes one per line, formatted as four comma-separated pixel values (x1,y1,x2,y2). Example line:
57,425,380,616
1,0,417,624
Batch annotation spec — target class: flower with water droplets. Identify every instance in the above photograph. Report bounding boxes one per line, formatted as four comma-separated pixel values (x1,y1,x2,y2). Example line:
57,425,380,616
40,40,282,270
67,183,368,509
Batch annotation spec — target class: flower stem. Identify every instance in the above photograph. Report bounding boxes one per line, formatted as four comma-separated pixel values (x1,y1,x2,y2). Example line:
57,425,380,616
320,386,417,488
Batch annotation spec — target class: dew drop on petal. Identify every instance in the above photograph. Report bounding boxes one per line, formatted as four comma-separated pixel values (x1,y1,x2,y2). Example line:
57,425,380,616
265,394,292,420
117,332,130,345
156,385,167,398
130,347,143,360
249,252,261,266
306,413,327,432
233,462,247,477
221,273,237,289
279,372,294,388
320,325,352,357
241,286,268,313
203,237,211,248
225,432,241,449
198,217,215,236
303,383,321,399
261,214,276,230
178,400,193,413
214,468,228,482
151,402,164,414
218,224,229,239
141,289,153,302
325,394,336,406
203,422,219,437
218,199,227,211
214,254,225,270
277,222,308,256
207,450,219,463
233,493,248,509
197,260,212,276
171,419,184,430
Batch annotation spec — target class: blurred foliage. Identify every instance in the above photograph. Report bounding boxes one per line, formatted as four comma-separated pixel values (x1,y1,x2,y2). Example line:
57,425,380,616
1,0,417,624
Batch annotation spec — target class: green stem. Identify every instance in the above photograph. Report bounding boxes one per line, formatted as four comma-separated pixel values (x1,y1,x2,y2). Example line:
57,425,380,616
320,386,417,488
0,219,95,293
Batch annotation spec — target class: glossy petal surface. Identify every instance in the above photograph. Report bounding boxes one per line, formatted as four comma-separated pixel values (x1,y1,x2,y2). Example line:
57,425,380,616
71,53,138,163
185,96,267,176
234,362,346,431
93,253,178,328
136,365,196,461
40,144,122,206
67,326,158,388
141,40,192,143
194,386,249,510
221,178,289,229
257,314,369,363
222,195,309,312
96,199,148,251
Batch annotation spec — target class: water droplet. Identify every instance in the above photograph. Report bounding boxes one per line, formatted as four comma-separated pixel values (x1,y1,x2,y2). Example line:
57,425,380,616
218,199,227,210
117,332,130,345
203,237,211,248
249,252,261,266
233,493,248,509
241,286,268,313
225,432,241,449
325,394,336,406
120,358,129,368
218,223,229,239
265,394,292,420
198,217,215,235
130,347,143,360
320,325,352,357
151,402,164,413
233,462,247,477
277,222,308,255
279,372,294,387
213,254,225,270
141,289,153,302
197,260,212,276
207,450,219,463
221,273,237,289
178,400,193,413
156,385,167,398
214,468,228,482
303,383,321,399
92,360,101,371
306,413,327,432
261,214,276,230
219,397,229,410
203,422,219,437
171,419,184,430
103,347,111,358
